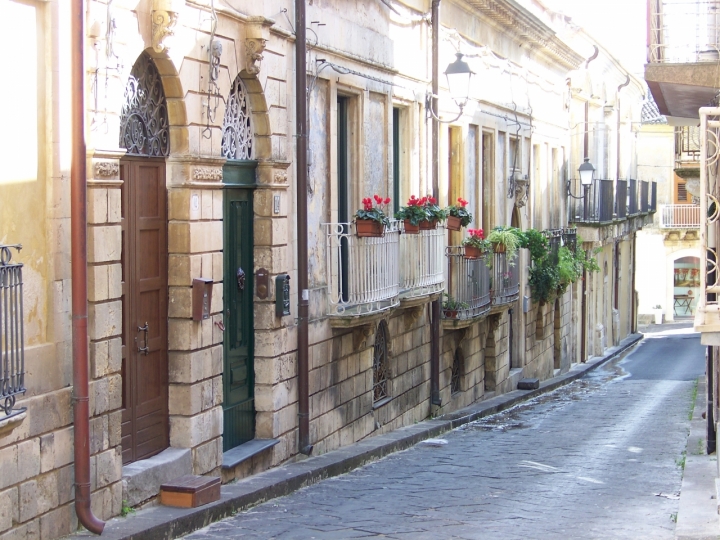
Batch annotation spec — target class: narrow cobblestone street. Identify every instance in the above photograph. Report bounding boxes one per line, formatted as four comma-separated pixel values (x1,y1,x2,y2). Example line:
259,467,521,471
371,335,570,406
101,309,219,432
184,326,705,540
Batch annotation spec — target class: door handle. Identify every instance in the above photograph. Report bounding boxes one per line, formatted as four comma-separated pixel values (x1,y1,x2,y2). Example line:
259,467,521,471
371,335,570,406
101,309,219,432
237,267,245,292
137,322,149,355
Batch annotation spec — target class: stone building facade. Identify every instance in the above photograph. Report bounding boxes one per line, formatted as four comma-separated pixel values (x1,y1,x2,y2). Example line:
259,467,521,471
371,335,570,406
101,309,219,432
0,0,650,538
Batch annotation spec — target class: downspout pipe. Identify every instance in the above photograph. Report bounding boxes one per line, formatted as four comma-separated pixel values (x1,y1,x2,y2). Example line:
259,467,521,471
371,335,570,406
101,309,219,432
616,75,630,181
71,0,105,533
430,0,441,407
295,0,312,456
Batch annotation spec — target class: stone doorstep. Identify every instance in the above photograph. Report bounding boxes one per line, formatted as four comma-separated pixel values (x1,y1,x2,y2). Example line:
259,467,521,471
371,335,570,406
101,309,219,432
221,439,280,470
122,448,193,507
67,333,643,540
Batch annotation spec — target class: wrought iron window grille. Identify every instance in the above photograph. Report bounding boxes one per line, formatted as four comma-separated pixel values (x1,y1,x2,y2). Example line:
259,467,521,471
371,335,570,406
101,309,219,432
222,75,254,160
119,52,170,157
0,244,26,418
372,321,390,404
451,348,463,395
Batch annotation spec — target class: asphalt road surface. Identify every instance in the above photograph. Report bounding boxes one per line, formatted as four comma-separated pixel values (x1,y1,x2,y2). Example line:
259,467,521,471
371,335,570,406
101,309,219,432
185,324,705,539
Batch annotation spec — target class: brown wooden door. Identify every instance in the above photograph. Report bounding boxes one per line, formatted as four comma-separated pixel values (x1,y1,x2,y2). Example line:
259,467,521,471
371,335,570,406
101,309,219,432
120,158,169,464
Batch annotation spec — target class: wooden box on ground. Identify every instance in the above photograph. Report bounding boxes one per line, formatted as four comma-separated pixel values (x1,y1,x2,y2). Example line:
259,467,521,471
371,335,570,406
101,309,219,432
160,475,221,508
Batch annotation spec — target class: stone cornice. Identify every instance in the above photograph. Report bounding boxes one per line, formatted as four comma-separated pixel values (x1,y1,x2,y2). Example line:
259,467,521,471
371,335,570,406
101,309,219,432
462,0,584,70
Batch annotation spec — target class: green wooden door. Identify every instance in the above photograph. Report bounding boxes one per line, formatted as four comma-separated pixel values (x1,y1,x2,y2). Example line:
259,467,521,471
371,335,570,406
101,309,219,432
223,162,256,451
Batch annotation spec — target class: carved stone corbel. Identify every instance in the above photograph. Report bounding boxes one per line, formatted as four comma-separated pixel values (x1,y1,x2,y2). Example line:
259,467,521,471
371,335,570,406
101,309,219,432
514,177,528,208
152,0,180,53
245,17,274,75
353,323,375,350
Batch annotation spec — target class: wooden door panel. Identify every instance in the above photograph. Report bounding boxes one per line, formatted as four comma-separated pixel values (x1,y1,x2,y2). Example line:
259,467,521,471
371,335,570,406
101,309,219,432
223,186,255,451
121,158,169,464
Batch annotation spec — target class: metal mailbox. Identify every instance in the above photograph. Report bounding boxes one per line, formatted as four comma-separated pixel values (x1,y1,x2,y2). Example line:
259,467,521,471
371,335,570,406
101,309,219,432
275,274,291,317
192,278,213,321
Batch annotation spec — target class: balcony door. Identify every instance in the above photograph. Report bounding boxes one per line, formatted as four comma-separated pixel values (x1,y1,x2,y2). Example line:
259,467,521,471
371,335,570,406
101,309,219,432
337,96,350,303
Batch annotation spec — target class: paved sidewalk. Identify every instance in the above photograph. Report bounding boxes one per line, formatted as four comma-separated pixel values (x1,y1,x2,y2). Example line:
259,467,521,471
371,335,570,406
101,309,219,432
68,333,643,540
676,376,720,540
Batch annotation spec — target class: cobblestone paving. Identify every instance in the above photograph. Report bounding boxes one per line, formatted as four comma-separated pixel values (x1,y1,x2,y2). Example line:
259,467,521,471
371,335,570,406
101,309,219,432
185,334,700,539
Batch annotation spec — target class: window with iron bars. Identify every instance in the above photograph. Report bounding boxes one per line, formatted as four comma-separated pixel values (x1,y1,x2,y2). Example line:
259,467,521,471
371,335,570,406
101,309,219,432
372,321,390,404
451,348,464,395
0,244,25,418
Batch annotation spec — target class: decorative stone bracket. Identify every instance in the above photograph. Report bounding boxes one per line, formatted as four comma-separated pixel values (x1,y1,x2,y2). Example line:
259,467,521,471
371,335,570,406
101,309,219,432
514,177,529,208
152,0,181,53
245,16,274,75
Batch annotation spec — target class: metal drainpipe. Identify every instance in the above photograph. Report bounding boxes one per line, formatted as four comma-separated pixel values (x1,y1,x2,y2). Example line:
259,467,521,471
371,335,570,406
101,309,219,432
295,0,312,455
71,0,105,532
631,231,637,333
430,0,441,406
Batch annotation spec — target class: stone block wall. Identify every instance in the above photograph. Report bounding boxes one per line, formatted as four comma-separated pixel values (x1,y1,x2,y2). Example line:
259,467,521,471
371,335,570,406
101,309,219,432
524,300,555,382
437,321,488,413
484,312,512,394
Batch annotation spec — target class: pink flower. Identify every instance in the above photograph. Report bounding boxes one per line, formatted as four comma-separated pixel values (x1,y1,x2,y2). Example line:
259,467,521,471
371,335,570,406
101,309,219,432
384,197,391,205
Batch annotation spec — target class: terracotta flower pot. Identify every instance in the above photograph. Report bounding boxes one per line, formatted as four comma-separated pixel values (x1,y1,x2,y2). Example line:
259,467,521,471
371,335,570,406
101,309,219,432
419,219,438,230
403,220,420,234
492,242,506,253
443,309,459,319
446,215,462,231
464,246,482,259
355,219,384,237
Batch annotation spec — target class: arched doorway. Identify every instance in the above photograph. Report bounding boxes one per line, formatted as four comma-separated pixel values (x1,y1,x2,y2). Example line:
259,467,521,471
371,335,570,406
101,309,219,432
221,73,258,452
118,51,170,464
673,256,700,317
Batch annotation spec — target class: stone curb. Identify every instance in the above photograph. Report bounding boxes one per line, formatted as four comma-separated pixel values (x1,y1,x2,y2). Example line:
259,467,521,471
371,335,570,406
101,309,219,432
68,333,643,540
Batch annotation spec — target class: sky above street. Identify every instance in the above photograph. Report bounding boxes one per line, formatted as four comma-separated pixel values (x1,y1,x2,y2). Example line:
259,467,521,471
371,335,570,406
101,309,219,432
547,0,647,75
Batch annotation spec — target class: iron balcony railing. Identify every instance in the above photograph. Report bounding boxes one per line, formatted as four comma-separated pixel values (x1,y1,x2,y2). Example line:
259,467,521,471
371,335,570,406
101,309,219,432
628,179,638,215
648,0,720,63
399,223,445,299
443,247,491,320
616,180,628,218
491,251,520,305
1,244,25,418
659,204,701,228
569,179,614,223
640,181,650,213
325,221,400,316
651,182,658,212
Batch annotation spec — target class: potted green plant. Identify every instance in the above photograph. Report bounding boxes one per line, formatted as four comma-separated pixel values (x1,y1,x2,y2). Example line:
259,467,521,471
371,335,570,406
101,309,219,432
419,195,447,230
445,197,473,231
442,294,469,318
354,195,391,237
462,228,490,259
395,195,427,234
487,226,523,259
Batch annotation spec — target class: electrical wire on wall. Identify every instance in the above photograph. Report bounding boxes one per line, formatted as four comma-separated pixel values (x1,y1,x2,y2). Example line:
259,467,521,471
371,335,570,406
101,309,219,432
202,0,223,139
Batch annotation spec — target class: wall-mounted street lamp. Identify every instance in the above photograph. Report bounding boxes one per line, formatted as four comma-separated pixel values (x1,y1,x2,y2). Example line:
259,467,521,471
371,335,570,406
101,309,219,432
426,52,475,123
567,157,595,220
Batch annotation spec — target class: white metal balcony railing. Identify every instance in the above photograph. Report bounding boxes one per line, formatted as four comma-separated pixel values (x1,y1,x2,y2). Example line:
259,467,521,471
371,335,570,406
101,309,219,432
696,108,720,336
325,221,401,317
399,224,445,299
491,252,520,305
443,247,492,320
659,204,701,228
649,0,720,64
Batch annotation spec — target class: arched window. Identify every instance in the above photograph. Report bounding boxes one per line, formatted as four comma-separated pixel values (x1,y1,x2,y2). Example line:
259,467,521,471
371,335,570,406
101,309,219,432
119,52,170,156
373,321,390,403
221,76,253,160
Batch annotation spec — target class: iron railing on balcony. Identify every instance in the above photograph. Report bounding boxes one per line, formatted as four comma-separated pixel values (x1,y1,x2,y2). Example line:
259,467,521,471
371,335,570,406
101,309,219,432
1,244,25,418
491,251,520,305
616,180,628,218
325,221,400,316
399,224,445,299
628,179,638,215
659,204,701,228
651,182,658,212
649,0,720,63
676,126,701,162
562,228,577,252
443,247,491,320
640,181,650,213
569,179,614,223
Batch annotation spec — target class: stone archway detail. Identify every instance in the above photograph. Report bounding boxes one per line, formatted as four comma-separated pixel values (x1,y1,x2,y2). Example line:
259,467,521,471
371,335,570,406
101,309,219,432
119,51,170,156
